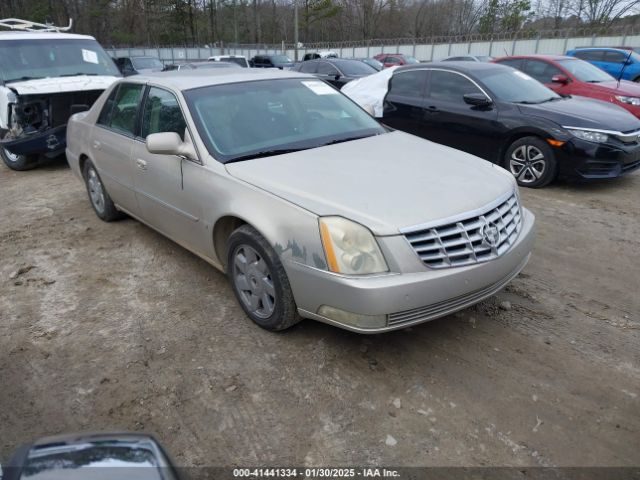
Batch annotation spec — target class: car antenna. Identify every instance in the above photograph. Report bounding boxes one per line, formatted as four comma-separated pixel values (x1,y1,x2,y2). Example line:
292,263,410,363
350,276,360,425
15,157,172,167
617,49,633,87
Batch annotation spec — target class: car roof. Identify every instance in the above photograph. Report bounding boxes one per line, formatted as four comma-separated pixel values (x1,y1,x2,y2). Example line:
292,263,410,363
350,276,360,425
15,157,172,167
570,47,628,52
124,68,309,91
0,31,95,40
494,54,573,61
397,61,508,73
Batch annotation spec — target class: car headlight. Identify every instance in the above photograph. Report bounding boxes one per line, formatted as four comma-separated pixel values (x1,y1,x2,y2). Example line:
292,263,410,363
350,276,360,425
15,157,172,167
566,128,608,143
615,95,640,106
319,216,388,275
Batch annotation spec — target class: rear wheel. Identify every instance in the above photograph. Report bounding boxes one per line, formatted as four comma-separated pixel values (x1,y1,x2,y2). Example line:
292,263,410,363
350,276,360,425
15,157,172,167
504,137,557,188
0,148,39,171
227,225,301,331
83,160,123,221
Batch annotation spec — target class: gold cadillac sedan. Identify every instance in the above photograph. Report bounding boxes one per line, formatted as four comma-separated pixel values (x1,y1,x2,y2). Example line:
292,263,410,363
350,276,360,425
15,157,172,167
65,69,535,333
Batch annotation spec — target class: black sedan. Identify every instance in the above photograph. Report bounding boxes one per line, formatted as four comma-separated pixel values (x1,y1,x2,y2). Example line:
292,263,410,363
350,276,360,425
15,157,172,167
292,58,377,89
382,62,640,187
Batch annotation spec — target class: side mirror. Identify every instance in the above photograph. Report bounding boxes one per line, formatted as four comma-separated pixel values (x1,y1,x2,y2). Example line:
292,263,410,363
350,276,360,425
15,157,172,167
334,73,341,80
551,74,569,84
463,93,492,107
146,132,197,160
3,432,180,480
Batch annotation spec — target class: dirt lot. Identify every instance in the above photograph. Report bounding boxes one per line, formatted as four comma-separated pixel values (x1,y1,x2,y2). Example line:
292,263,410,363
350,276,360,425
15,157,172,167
0,157,638,468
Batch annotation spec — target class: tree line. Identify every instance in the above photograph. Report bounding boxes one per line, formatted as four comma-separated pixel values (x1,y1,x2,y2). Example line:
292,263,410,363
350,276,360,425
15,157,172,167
2,0,640,47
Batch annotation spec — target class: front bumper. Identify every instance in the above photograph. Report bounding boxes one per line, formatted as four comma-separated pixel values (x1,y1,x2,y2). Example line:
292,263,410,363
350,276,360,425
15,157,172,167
286,208,535,333
557,138,640,179
1,125,67,158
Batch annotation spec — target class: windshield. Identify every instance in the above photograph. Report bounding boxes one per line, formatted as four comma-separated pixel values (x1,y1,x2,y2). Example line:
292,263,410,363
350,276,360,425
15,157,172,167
272,55,292,64
339,61,377,76
0,38,120,83
557,59,614,83
131,57,163,70
185,78,385,163
479,68,561,104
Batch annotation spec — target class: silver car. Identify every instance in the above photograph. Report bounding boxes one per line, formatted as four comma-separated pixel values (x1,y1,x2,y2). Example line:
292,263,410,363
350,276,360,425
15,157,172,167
65,69,535,333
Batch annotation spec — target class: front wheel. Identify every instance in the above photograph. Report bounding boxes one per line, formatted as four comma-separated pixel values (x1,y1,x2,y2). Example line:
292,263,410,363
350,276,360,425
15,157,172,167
227,225,301,331
504,137,557,188
0,148,39,171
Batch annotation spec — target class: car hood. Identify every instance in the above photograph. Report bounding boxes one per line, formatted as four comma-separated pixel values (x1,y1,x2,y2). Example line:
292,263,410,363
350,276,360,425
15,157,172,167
517,96,640,131
589,79,640,96
225,131,515,236
6,75,120,95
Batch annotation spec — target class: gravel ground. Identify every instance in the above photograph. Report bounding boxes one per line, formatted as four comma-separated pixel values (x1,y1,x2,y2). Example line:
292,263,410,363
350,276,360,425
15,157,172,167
0,157,638,467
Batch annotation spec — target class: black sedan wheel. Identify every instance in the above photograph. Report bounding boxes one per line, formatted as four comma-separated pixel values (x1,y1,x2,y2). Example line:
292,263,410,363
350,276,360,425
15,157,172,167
505,137,557,188
227,225,301,331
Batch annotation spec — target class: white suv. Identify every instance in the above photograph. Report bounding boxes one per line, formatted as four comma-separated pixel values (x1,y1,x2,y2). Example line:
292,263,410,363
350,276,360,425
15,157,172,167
0,19,120,170
207,54,250,68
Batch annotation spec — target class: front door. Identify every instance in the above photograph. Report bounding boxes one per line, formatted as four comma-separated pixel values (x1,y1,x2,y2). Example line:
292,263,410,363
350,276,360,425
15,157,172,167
91,82,144,213
422,69,500,161
132,86,207,255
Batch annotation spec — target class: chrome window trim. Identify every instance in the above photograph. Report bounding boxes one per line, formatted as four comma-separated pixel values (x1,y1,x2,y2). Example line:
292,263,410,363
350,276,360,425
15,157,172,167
399,189,515,234
423,67,493,102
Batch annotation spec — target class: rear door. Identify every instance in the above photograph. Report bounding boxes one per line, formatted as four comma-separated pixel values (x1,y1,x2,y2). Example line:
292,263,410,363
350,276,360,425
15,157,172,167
91,82,145,213
422,69,500,160
131,86,207,255
382,69,428,136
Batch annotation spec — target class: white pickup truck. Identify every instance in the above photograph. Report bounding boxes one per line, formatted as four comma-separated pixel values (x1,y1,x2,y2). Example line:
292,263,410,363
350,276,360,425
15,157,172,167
0,19,120,170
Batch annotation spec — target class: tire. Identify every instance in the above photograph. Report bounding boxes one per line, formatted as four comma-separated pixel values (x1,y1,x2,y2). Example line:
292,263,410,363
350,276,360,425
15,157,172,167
0,148,39,171
504,136,557,188
82,160,123,222
227,224,301,331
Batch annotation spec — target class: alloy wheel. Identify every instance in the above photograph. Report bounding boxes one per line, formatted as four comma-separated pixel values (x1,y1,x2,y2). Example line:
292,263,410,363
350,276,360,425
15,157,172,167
87,167,106,214
232,245,276,319
3,148,20,163
509,145,546,184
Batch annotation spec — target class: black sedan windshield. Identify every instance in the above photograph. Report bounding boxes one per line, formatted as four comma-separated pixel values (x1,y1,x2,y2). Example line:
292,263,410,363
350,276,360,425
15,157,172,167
0,38,120,82
557,59,614,83
185,78,385,163
479,68,561,104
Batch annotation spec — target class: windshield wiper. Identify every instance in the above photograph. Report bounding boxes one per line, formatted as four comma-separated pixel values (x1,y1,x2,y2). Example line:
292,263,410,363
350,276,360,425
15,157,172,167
319,133,378,147
59,73,99,77
5,76,44,83
226,148,310,163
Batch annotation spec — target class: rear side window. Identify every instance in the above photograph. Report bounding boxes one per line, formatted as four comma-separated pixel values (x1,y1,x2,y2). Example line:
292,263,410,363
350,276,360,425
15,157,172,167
299,61,318,73
141,87,187,140
573,50,605,61
429,70,482,103
97,86,120,125
497,58,525,70
389,70,426,97
385,56,401,65
99,83,144,135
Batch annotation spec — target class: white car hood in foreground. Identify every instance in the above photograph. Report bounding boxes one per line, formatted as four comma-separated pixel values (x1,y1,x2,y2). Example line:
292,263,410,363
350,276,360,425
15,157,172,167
226,131,515,236
341,67,397,117
6,75,119,95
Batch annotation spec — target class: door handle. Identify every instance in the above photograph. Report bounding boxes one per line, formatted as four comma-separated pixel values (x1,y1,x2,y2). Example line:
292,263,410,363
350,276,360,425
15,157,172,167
92,140,101,150
136,158,147,170
426,105,439,113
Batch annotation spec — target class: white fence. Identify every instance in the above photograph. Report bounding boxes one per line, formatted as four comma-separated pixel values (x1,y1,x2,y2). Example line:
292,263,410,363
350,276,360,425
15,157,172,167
106,32,640,64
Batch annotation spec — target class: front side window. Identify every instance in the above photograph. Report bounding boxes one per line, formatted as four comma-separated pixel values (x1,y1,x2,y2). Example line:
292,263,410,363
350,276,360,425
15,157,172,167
523,60,562,83
0,38,120,83
141,87,187,140
389,70,426,97
338,61,376,76
429,70,482,103
184,78,385,163
316,62,339,75
103,83,144,135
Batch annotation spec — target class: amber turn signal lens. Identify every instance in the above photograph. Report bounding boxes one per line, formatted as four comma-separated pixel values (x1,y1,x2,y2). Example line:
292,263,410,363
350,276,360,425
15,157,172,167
546,139,565,147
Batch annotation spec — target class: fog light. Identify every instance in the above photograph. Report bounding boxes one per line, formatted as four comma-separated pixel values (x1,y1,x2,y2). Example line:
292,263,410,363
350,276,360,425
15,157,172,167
317,305,387,329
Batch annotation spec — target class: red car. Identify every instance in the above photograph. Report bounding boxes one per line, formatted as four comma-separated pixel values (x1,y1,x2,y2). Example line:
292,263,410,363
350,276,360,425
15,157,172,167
373,53,419,68
493,54,640,118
